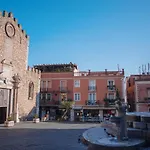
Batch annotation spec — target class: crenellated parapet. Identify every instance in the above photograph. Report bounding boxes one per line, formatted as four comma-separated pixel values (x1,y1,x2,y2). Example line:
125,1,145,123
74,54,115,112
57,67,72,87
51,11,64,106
27,66,41,75
0,10,29,39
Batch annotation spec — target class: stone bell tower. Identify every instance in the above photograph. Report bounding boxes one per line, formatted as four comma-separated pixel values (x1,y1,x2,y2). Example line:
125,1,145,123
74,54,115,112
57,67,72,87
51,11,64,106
0,11,40,123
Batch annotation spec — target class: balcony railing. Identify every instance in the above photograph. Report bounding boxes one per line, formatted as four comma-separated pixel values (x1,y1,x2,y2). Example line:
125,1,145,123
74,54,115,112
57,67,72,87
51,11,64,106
85,100,101,105
40,88,47,92
88,86,97,91
40,88,55,93
144,97,150,101
59,86,68,92
40,99,60,106
104,98,116,106
107,85,116,91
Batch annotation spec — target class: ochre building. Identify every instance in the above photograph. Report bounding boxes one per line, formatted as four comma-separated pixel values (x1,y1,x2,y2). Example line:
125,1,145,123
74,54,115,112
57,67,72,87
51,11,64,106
0,11,40,123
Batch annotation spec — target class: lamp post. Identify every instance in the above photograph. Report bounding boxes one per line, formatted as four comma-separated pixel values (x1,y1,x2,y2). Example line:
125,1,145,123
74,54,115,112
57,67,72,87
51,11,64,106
12,74,21,123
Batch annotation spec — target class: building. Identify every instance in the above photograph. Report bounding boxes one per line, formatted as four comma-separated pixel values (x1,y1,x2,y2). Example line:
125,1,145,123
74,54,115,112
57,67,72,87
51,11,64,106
0,11,40,123
127,74,150,112
34,63,125,121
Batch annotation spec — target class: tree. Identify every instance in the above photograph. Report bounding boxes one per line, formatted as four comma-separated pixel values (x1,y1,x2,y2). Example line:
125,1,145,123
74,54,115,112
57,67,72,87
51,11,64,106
116,89,121,101
60,100,74,121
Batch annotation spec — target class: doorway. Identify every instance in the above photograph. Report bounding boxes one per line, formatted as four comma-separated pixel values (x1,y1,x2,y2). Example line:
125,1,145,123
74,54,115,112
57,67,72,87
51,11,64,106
0,107,7,124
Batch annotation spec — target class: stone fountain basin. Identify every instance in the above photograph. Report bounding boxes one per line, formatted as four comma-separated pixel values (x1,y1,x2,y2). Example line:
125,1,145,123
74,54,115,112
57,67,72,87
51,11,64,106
96,137,144,148
82,127,145,150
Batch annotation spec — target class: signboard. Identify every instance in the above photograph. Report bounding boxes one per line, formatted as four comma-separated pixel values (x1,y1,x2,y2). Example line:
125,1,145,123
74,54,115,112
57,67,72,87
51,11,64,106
0,89,9,107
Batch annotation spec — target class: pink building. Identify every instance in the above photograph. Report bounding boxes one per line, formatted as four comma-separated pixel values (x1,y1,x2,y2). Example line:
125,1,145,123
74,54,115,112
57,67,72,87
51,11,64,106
127,75,150,112
134,76,150,112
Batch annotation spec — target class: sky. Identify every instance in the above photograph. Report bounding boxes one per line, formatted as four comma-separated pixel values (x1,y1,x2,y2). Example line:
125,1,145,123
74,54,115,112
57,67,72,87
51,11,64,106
1,0,150,76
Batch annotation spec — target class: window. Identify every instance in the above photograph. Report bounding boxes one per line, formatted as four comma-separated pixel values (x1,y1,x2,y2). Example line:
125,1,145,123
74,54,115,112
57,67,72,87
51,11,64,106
47,93,52,101
107,93,115,99
107,80,114,86
47,81,52,89
43,81,46,88
74,93,80,101
88,93,96,101
74,80,80,87
60,93,67,101
40,93,43,100
41,81,46,91
42,93,46,100
60,80,67,87
28,81,34,99
89,80,96,86
107,80,115,90
89,80,96,90
40,81,43,89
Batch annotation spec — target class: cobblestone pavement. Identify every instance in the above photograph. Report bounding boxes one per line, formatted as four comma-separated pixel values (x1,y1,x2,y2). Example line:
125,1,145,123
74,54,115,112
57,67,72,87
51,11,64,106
0,122,99,150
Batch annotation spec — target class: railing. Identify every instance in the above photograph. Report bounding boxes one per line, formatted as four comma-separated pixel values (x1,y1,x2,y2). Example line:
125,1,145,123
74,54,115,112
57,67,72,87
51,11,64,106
107,85,116,91
85,100,101,105
138,97,150,103
88,86,97,91
40,99,60,106
144,97,150,101
59,86,68,92
74,70,124,77
40,88,54,92
40,88,47,92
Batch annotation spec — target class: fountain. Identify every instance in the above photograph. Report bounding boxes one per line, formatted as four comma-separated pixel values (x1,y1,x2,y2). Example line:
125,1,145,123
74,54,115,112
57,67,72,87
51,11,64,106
81,99,145,150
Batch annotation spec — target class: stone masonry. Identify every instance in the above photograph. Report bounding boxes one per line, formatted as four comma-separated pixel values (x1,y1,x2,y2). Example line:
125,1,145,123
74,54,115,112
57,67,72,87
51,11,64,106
0,11,41,122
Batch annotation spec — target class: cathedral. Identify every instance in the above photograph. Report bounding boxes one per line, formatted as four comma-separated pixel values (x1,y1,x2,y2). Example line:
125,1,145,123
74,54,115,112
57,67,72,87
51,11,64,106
0,11,40,123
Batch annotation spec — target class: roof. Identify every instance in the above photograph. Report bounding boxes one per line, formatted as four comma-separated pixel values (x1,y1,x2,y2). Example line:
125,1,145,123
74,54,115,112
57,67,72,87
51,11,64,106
33,62,78,73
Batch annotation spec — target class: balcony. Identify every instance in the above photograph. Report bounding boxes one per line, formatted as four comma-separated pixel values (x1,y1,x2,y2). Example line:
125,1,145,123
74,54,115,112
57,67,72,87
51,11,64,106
144,97,150,101
88,86,97,91
40,99,60,106
107,85,116,91
59,86,68,92
104,98,116,106
40,88,47,92
85,100,101,106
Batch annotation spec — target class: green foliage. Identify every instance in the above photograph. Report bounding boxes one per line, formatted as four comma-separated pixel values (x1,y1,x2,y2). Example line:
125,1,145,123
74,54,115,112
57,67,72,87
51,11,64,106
34,114,38,119
61,100,74,110
7,116,13,121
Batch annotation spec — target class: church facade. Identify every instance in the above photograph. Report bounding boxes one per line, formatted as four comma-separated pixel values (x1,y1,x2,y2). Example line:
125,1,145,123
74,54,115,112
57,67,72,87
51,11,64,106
0,11,40,123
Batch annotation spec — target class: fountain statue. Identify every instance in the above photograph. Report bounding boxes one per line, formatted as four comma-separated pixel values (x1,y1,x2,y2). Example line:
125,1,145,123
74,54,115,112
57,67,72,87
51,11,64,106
110,98,128,141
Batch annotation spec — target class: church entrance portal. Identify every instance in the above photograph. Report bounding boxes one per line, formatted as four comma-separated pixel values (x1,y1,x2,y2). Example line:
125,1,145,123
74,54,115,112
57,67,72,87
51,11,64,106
0,107,7,123
0,88,10,123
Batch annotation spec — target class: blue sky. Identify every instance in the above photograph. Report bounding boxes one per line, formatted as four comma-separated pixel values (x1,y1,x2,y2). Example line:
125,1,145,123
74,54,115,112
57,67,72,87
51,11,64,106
1,0,150,75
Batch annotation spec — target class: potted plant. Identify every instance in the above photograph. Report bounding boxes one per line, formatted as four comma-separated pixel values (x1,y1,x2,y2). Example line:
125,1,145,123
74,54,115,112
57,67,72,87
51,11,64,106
33,114,40,123
4,115,14,127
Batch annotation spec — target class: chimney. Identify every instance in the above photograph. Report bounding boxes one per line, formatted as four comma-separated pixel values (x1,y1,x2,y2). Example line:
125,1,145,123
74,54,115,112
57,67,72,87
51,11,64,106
105,69,107,74
122,69,124,75
88,69,91,74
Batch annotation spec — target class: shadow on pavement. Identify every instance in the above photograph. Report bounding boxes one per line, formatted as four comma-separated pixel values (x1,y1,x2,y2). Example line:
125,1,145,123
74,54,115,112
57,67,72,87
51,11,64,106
0,124,88,150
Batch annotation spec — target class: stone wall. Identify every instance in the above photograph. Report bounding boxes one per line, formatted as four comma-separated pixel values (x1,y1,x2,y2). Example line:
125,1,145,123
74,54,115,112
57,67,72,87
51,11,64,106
0,11,41,120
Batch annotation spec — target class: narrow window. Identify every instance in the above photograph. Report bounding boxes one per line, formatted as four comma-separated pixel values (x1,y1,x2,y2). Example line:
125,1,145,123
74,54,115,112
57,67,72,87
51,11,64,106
28,81,34,99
